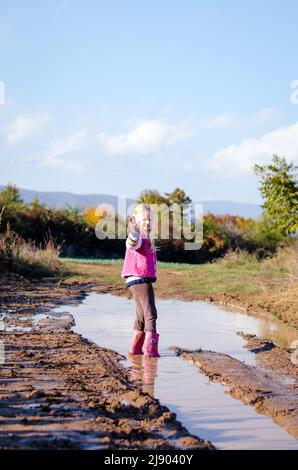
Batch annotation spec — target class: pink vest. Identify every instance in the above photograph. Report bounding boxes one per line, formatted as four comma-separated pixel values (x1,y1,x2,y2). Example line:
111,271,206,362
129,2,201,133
121,232,157,279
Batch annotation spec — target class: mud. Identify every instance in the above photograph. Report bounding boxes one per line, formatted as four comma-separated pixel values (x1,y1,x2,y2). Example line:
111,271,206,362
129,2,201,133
170,346,298,440
238,332,298,381
0,274,214,450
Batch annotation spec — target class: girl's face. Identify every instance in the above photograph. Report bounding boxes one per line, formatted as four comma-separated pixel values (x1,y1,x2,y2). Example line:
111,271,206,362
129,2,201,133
135,211,154,233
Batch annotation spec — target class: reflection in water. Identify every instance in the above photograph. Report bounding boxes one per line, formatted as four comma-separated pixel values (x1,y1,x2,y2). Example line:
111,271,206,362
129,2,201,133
128,354,159,396
50,292,298,450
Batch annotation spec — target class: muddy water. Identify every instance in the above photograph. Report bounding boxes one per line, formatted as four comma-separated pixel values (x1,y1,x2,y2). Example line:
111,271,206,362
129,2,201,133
51,292,298,450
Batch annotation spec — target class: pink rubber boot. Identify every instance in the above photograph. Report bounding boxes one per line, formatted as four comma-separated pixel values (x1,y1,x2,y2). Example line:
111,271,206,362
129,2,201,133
129,330,146,355
144,331,160,357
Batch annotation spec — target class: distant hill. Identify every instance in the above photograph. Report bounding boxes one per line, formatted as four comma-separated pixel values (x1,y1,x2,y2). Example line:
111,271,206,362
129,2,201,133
0,185,262,219
200,200,262,219
0,185,136,219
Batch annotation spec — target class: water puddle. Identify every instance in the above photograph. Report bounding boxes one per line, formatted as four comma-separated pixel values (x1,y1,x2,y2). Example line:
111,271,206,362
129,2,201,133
0,311,73,332
50,292,298,450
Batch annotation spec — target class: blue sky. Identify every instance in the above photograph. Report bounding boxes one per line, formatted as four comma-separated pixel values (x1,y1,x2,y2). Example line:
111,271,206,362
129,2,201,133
1,0,298,204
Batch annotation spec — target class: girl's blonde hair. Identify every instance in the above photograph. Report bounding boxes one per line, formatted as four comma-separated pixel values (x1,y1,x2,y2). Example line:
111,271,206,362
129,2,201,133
132,203,156,253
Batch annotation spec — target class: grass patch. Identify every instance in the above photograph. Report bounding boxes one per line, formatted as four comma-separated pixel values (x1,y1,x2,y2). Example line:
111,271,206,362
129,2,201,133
60,257,123,265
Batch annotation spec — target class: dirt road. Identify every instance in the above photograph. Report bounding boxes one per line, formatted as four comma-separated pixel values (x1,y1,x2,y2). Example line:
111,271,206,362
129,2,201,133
0,274,214,450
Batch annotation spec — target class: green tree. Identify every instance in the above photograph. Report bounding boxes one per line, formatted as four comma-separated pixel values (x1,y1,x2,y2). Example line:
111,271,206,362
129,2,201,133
164,187,192,228
30,195,46,211
0,183,24,207
253,155,298,236
137,189,168,205
164,187,192,207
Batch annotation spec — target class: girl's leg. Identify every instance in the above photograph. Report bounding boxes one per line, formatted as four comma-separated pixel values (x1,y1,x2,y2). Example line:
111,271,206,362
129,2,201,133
130,282,157,332
128,285,145,331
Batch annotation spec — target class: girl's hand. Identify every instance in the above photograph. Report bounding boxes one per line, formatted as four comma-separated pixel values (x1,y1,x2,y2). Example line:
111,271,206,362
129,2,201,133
128,215,140,233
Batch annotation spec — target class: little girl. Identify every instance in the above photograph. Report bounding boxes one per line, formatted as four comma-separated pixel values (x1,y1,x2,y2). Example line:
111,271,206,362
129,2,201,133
121,203,160,358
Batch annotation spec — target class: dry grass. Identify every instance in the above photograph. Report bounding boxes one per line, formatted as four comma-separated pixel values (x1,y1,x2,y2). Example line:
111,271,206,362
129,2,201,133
211,248,260,270
260,240,298,277
16,237,63,277
0,229,63,279
256,240,298,325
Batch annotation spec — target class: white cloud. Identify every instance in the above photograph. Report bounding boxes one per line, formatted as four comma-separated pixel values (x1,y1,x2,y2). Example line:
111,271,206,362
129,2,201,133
205,106,277,130
28,129,87,172
98,118,193,156
206,121,298,174
6,113,50,143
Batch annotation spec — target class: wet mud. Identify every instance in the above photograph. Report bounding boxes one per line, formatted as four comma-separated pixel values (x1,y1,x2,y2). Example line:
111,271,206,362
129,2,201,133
0,274,214,450
171,345,298,440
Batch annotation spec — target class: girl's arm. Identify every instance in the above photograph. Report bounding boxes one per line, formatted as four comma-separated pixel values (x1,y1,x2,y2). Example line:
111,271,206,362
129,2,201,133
126,229,142,250
126,216,142,250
